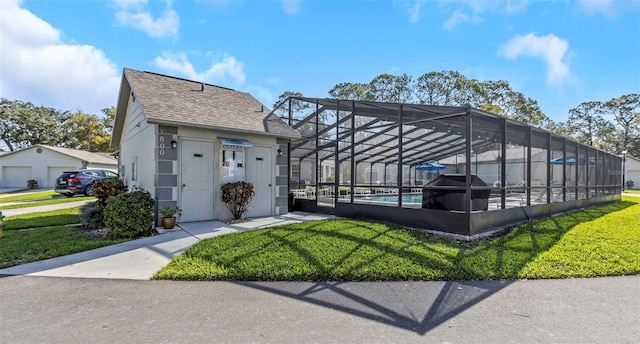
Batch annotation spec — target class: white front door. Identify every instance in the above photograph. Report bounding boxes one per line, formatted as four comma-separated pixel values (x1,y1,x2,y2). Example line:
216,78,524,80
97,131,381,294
246,146,273,218
180,140,214,222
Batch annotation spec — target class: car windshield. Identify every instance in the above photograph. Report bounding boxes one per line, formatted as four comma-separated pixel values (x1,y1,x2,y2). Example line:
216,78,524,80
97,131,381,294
105,171,119,178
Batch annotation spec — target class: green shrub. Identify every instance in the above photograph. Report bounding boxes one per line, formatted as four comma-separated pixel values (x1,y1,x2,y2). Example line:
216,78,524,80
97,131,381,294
79,201,104,230
93,178,127,210
103,187,155,238
27,179,38,189
221,181,255,220
626,180,635,189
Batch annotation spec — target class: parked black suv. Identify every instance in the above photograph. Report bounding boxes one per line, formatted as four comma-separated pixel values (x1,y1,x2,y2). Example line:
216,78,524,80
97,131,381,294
54,169,120,197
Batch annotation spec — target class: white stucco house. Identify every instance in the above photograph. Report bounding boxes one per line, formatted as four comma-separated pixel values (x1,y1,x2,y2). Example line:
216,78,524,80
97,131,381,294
110,68,300,223
0,145,117,188
624,155,640,189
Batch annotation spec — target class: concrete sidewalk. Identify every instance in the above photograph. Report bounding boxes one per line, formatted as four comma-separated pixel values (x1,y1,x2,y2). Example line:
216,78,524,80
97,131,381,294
0,187,43,196
0,212,334,280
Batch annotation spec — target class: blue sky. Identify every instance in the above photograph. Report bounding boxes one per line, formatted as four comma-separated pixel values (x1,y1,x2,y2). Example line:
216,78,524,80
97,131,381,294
1,0,639,123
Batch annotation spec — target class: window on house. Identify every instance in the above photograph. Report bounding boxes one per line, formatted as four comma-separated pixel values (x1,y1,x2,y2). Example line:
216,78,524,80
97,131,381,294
131,156,137,181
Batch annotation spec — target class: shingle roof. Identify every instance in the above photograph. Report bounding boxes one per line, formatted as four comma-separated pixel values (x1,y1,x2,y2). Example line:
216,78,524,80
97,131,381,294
0,145,117,165
111,68,299,147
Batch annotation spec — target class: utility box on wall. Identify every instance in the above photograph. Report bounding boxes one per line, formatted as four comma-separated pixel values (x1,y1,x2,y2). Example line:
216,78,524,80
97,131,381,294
221,148,245,183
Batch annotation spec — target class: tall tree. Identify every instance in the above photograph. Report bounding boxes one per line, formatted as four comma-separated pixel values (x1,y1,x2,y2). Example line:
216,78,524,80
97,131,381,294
273,91,305,110
328,82,374,100
478,80,512,116
63,110,114,152
567,101,606,146
393,73,415,103
272,91,307,121
505,92,549,127
476,80,549,126
0,98,68,151
369,74,398,102
101,106,116,133
545,120,573,137
603,94,640,154
415,70,475,106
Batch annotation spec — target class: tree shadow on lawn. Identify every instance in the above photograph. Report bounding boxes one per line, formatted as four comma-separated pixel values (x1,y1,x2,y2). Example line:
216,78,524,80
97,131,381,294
234,200,636,335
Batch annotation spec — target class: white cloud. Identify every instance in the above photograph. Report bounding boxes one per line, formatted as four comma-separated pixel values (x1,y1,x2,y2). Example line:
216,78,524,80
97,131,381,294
577,0,640,16
153,52,200,80
443,9,470,29
245,85,277,109
0,0,120,115
450,0,530,13
441,0,529,28
408,2,422,23
152,51,277,106
153,51,246,86
111,0,180,38
282,0,302,15
499,33,570,85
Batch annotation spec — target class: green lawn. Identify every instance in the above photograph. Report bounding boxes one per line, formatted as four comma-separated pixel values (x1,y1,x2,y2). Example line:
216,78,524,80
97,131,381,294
0,225,126,268
0,190,64,202
154,196,640,281
0,190,94,210
7,207,83,230
0,206,128,268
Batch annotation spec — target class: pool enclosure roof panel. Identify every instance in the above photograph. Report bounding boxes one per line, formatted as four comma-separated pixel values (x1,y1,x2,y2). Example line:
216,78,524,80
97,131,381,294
284,97,495,166
282,97,611,167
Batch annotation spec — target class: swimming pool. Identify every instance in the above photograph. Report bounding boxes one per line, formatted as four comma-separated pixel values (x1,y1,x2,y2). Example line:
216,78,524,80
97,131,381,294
342,193,423,204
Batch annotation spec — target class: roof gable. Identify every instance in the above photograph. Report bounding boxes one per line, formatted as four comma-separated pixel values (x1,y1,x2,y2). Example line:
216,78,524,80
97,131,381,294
111,68,299,148
0,145,117,165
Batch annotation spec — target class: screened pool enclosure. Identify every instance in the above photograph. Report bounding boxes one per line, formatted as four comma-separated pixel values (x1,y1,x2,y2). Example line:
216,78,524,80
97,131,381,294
272,97,622,238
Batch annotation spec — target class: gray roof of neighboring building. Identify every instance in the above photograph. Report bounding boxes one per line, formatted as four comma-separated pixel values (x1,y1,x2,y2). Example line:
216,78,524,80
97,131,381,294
0,145,117,165
111,68,300,148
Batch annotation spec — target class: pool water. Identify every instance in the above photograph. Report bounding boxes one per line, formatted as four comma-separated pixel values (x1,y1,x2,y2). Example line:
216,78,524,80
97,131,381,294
343,193,423,204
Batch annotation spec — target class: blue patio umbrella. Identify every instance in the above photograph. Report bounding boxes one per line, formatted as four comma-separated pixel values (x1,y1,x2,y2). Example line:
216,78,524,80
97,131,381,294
416,162,447,182
547,156,590,183
549,156,577,165
416,162,447,170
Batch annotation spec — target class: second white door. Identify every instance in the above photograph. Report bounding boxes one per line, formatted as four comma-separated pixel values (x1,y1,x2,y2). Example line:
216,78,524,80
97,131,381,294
245,146,273,218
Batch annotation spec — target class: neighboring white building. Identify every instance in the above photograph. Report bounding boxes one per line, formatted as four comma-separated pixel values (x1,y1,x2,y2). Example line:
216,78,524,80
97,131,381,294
0,145,117,188
624,155,640,189
110,68,300,222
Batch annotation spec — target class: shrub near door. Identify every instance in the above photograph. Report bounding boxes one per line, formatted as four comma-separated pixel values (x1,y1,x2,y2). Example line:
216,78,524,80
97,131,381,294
0,211,6,238
103,187,155,238
221,181,255,221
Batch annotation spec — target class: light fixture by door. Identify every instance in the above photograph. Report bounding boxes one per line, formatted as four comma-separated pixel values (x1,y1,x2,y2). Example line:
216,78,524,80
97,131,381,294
171,140,178,148
277,148,283,156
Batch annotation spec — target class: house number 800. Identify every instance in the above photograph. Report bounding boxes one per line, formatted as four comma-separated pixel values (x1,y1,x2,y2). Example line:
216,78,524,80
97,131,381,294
159,135,165,156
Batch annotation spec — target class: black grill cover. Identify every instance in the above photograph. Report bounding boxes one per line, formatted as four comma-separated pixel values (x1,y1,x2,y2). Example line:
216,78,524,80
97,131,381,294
422,174,491,211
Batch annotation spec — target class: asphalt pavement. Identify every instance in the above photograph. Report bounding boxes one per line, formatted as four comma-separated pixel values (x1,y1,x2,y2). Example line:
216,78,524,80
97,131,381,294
1,189,639,343
1,275,638,343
